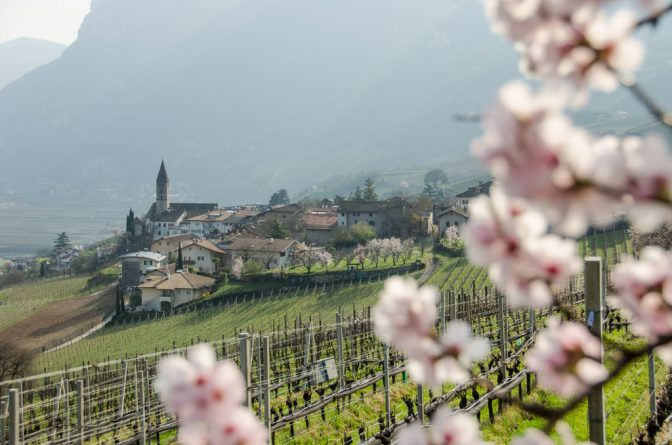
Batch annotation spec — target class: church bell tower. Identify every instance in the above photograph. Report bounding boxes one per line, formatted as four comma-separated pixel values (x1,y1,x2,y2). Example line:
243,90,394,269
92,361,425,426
156,160,170,213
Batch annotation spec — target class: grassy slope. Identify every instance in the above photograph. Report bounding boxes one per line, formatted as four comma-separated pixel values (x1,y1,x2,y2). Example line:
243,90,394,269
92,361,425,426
38,280,390,370
482,330,666,444
0,276,92,331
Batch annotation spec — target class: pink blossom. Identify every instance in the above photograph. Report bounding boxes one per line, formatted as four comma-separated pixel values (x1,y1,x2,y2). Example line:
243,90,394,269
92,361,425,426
511,429,555,445
610,247,672,346
464,186,580,307
177,408,267,445
397,408,490,445
512,423,593,445
429,408,491,445
484,1,644,94
407,321,490,386
373,277,438,352
154,344,246,422
620,135,672,232
396,422,429,445
526,318,608,396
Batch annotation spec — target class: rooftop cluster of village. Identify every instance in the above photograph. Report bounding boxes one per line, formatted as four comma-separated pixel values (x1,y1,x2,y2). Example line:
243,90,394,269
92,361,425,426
114,162,493,312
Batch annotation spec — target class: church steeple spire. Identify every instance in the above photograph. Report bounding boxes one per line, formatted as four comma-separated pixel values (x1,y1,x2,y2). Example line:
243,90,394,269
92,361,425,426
156,160,170,213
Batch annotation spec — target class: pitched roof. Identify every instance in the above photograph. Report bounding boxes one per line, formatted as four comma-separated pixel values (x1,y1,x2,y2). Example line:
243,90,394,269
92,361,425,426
153,233,201,244
224,237,305,253
187,210,235,222
455,181,494,198
157,160,169,184
338,200,389,212
119,251,167,262
436,206,469,219
139,271,215,290
183,239,226,254
146,202,218,221
303,212,338,230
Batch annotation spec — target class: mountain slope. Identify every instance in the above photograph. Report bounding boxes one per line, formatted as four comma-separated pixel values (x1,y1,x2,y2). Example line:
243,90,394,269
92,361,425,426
0,38,65,91
0,0,669,205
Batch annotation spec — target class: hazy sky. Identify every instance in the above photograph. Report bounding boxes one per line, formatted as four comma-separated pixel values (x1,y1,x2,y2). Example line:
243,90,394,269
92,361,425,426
0,0,91,45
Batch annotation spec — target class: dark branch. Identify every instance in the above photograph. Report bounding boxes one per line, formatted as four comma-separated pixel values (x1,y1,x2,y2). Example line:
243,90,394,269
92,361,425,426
636,3,672,28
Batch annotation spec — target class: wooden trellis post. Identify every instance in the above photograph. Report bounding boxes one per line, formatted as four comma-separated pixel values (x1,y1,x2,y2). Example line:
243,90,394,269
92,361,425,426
262,336,271,437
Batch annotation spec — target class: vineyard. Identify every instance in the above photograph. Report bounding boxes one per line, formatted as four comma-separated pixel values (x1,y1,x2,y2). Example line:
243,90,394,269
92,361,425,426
1,270,586,445
0,225,648,444
37,275,408,372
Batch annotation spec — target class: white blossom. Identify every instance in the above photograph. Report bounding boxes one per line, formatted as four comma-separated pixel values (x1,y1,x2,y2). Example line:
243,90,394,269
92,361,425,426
154,344,246,422
611,247,672,358
373,277,438,352
397,408,490,445
526,318,608,396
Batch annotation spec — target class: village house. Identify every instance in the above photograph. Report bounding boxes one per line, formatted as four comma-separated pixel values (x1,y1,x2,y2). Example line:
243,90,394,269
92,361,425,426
137,270,216,311
181,239,227,274
251,203,304,234
181,210,236,237
454,180,493,210
435,206,469,231
221,237,306,269
119,251,168,289
336,200,389,233
150,233,201,258
301,210,338,245
145,161,217,240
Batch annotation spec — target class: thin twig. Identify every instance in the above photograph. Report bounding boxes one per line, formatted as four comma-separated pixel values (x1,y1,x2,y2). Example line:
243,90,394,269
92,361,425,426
621,77,672,129
636,2,672,28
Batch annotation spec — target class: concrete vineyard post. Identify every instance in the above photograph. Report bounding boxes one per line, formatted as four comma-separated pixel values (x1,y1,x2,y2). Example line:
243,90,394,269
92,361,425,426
383,344,391,428
0,400,5,445
119,361,128,418
336,313,344,391
417,385,425,424
8,390,18,445
585,257,606,445
76,380,84,445
648,353,656,417
139,370,147,445
240,332,252,407
262,336,271,438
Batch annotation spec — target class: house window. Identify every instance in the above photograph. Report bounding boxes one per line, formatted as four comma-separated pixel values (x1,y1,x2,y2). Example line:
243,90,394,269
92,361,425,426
369,221,375,226
341,212,345,217
369,212,373,217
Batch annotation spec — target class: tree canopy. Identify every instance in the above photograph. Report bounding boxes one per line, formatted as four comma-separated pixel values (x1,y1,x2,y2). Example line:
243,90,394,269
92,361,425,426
53,232,71,255
363,178,378,201
424,169,448,187
269,189,290,206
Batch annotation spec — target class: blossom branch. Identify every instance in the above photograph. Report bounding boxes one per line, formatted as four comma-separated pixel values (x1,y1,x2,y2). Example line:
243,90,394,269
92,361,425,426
620,76,672,129
475,332,672,434
635,2,672,28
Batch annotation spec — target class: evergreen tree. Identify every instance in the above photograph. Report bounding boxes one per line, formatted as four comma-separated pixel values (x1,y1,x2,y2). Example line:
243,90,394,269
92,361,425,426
39,261,46,278
125,209,135,233
267,218,290,238
269,189,291,206
53,232,71,256
363,178,378,201
349,186,364,201
176,244,184,270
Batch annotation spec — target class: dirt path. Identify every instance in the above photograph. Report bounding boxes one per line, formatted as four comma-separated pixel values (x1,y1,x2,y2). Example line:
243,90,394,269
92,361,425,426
0,284,116,352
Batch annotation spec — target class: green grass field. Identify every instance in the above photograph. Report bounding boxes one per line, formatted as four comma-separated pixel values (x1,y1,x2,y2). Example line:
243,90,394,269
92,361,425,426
482,330,666,444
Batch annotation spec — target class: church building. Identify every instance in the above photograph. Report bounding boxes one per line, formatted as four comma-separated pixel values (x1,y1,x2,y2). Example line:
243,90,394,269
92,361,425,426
145,161,217,240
